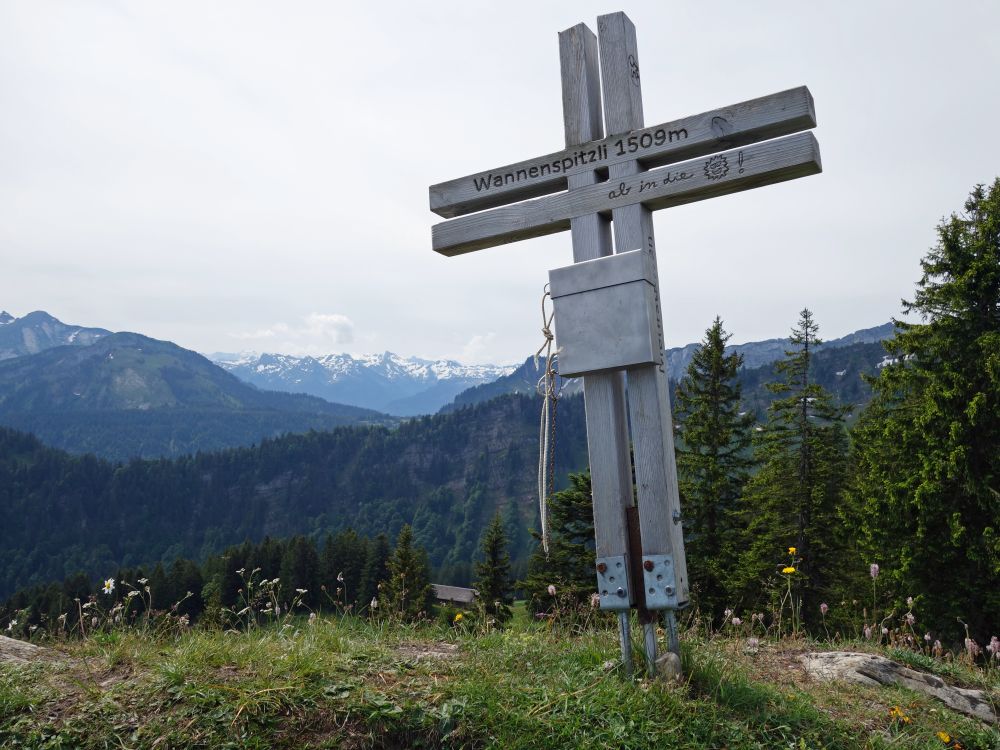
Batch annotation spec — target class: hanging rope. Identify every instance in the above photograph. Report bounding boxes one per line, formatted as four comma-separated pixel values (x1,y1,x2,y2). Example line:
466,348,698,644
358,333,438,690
534,284,560,556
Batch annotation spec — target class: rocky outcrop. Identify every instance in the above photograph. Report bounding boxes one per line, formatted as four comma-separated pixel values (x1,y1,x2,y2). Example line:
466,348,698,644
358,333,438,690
800,651,998,724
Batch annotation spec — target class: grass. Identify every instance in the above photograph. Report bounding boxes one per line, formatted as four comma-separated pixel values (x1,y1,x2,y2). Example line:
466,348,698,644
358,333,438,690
2,615,999,749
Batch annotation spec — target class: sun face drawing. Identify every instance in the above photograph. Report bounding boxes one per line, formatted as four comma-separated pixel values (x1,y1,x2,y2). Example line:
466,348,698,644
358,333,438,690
703,154,729,181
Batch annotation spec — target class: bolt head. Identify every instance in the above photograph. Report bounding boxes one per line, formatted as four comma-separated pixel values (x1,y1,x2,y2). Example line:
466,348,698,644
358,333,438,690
643,559,654,571
597,562,607,574
616,587,626,597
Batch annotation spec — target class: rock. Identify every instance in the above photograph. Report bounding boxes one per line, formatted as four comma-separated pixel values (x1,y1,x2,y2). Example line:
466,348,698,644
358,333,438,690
654,651,683,682
800,651,997,724
0,635,51,665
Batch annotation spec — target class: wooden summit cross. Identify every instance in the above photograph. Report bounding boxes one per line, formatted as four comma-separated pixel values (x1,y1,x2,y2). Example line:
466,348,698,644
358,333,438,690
428,12,820,676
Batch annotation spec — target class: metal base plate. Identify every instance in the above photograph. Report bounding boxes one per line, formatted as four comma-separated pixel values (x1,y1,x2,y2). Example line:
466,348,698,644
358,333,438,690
642,554,679,610
595,555,631,611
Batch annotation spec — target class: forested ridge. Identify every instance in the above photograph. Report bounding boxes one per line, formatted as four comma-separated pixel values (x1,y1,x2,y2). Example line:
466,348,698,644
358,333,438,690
0,393,588,599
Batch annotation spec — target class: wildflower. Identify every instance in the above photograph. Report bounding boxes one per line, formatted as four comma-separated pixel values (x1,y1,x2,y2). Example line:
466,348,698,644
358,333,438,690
178,615,190,627
337,572,344,583
937,732,952,743
745,637,760,654
731,617,742,626
28,625,37,633
308,612,317,625
138,578,149,585
906,596,914,608
590,593,601,608
453,612,464,624
869,563,879,579
236,568,245,575
7,619,16,631
881,627,889,636
724,608,733,618
91,616,98,629
781,566,796,575
296,588,307,594
987,636,1000,658
370,597,378,610
965,637,981,658
820,602,829,616
102,578,115,595
864,625,872,639
905,612,916,626
888,705,911,724
788,546,797,555
924,633,932,642
547,584,556,596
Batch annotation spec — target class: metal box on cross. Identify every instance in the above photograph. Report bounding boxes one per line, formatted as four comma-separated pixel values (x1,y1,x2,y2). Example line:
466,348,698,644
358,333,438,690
548,249,663,378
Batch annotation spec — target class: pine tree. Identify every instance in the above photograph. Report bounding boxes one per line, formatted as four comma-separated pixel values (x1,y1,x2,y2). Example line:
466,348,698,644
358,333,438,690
674,317,755,621
521,472,596,614
733,309,849,624
474,513,513,626
383,525,434,621
851,179,1000,640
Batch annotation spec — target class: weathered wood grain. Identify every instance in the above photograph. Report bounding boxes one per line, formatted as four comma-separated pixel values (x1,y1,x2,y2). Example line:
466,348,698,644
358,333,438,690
559,22,635,601
432,131,822,256
428,86,815,218
599,10,689,606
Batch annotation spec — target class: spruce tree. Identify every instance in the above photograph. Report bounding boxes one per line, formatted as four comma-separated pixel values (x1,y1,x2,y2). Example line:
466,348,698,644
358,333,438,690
358,533,391,612
674,317,755,621
733,309,849,624
383,525,434,621
851,179,1000,640
474,512,513,626
521,472,596,614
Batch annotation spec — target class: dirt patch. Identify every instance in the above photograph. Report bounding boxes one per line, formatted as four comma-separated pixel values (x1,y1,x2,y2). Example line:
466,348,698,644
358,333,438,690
394,641,460,662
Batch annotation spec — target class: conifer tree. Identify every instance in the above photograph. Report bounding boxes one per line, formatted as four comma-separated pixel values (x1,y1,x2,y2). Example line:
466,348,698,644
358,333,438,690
474,512,513,626
278,536,320,609
733,309,849,624
851,179,1000,639
358,533,391,612
674,317,755,621
522,472,596,613
383,525,434,621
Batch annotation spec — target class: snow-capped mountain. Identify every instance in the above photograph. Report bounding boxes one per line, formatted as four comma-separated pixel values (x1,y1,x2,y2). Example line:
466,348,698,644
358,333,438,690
212,351,517,416
0,310,110,361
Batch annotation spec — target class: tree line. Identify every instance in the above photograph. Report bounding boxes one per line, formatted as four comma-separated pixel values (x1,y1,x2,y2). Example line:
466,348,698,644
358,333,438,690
523,180,1000,643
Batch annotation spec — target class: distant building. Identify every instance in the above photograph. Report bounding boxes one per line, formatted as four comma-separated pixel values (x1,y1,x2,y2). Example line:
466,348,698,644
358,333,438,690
431,584,478,605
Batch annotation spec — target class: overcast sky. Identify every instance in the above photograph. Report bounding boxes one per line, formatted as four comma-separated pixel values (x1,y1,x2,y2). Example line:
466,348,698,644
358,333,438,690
2,1,997,364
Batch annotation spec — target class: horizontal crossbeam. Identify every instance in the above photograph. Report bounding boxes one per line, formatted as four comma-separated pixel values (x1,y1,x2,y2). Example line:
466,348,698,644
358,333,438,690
428,86,815,219
432,131,822,257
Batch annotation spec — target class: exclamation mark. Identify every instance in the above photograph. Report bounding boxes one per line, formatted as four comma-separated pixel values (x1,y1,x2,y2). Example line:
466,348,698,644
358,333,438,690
738,151,745,174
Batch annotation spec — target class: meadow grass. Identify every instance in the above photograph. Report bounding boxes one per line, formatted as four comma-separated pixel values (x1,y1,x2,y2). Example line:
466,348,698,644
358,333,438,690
1,615,998,749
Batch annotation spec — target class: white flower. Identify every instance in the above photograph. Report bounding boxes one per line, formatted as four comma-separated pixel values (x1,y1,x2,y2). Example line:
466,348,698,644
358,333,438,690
296,588,307,594
370,597,379,610
103,578,115,595
547,584,557,596
7,619,16,630
337,572,344,583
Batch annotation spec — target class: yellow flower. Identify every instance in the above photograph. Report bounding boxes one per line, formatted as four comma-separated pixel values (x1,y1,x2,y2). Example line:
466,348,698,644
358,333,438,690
937,732,951,743
453,612,463,623
788,546,797,555
782,566,796,575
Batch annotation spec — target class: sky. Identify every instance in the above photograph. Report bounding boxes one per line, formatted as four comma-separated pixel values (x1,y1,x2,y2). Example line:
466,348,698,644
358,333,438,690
2,1,997,365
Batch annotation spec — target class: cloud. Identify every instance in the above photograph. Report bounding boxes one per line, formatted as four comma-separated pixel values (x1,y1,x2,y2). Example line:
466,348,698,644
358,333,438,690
232,312,354,354
460,332,496,363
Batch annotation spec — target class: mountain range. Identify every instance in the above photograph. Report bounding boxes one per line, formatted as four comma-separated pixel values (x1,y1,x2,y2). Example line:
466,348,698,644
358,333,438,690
0,325,391,459
0,310,109,360
212,351,515,416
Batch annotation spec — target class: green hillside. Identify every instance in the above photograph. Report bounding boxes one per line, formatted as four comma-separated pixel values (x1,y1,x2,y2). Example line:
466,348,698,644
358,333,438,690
0,332,391,459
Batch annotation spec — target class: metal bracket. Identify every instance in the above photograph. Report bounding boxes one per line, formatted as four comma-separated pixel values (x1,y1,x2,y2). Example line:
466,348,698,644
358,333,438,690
595,555,631,611
641,553,679,610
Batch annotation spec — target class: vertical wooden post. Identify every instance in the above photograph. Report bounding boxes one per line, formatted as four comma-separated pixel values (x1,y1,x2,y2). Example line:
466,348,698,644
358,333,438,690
598,12,689,662
559,23,636,674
